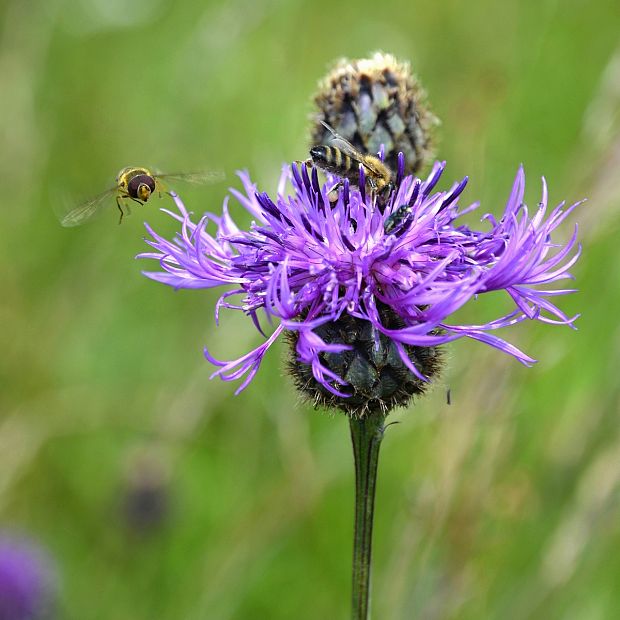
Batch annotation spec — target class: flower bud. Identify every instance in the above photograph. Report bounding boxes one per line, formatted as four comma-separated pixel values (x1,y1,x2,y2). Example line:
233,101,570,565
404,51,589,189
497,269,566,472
310,51,438,175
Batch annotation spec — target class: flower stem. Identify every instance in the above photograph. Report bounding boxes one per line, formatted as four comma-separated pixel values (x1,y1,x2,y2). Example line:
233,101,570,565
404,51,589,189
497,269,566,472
349,411,386,620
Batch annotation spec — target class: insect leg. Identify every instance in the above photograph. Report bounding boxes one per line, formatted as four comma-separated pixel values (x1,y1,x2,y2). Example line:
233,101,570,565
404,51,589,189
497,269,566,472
377,182,395,213
116,196,125,225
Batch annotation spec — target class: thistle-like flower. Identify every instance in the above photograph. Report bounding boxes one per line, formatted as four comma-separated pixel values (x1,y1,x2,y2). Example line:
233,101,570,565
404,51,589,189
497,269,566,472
140,156,580,416
0,534,56,620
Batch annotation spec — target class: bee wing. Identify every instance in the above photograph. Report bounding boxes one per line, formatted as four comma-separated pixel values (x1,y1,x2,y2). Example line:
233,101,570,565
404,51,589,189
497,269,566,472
317,120,385,173
319,121,365,160
60,187,116,227
320,120,350,143
155,170,225,185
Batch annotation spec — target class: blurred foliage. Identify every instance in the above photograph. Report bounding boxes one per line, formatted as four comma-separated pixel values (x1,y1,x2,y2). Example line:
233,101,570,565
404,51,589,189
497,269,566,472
1,0,620,618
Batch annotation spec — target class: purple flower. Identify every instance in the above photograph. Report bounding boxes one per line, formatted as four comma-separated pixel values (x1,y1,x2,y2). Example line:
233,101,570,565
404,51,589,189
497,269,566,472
0,534,56,620
140,158,581,400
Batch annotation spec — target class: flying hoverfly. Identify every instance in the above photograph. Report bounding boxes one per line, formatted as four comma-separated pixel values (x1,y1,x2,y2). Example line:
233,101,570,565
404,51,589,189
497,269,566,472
308,121,394,195
60,166,224,227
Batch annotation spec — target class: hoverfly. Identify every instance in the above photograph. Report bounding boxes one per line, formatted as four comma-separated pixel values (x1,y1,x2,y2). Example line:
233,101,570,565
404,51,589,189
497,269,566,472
60,166,224,227
309,121,394,195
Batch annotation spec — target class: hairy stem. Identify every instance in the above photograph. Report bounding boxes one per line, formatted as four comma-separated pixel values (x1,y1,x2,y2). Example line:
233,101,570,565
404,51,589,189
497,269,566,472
350,411,386,620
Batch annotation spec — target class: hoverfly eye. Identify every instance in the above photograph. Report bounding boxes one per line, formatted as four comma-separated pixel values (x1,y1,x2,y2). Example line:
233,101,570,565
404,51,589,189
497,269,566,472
127,174,156,201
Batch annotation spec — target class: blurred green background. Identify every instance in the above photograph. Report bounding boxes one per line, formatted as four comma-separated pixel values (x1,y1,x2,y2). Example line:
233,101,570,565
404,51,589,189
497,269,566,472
1,0,620,618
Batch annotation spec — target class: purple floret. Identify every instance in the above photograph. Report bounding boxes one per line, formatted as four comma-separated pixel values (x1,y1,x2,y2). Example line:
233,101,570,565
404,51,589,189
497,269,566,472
140,160,581,397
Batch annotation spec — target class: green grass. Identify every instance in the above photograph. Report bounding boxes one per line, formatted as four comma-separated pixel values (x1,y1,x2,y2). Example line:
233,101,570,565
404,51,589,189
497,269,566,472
1,0,620,618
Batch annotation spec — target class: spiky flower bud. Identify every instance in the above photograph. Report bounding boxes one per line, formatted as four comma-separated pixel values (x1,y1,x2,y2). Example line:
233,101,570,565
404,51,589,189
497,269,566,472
309,52,438,175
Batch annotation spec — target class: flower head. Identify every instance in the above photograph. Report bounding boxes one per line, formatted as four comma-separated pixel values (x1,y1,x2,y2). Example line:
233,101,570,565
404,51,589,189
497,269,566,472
0,534,56,620
140,157,580,415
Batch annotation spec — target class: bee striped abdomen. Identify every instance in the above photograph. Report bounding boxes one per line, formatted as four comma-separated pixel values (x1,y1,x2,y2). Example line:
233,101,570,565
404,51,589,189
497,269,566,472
310,145,357,179
311,145,342,177
310,145,329,166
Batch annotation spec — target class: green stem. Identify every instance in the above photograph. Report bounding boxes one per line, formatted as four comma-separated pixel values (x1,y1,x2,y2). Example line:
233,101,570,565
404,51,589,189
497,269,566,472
350,411,386,620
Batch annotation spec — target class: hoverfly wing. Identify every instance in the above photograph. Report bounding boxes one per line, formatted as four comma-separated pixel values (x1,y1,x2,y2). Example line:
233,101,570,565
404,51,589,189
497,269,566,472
155,170,225,185
60,187,116,227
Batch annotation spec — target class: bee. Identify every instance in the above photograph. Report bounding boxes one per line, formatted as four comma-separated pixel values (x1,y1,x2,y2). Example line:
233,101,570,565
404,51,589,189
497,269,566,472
383,204,413,234
309,121,394,195
60,166,223,227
